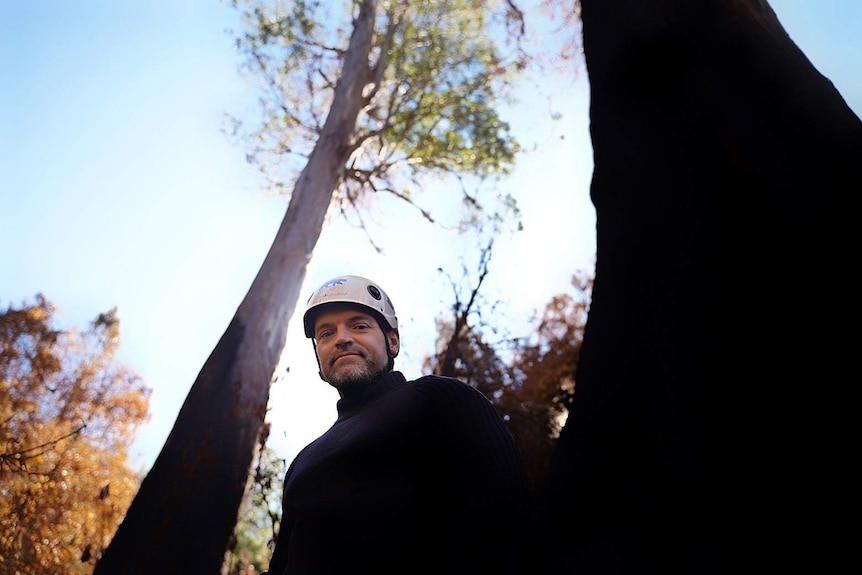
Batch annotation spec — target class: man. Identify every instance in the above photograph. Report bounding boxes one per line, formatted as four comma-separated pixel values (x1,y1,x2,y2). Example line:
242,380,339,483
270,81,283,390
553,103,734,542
265,275,531,574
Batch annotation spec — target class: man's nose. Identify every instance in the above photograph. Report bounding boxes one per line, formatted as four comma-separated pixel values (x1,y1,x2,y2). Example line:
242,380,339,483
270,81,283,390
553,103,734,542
333,325,354,345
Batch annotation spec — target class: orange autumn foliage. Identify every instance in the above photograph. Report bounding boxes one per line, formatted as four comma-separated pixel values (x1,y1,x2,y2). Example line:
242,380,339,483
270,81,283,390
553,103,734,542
0,295,150,574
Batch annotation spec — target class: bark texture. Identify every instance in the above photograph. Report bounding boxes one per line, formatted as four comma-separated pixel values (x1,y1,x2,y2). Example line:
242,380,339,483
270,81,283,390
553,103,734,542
537,1,861,572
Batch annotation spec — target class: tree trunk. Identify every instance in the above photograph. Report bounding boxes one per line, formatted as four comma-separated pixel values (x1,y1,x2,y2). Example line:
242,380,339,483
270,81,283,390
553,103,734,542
94,2,379,573
537,0,861,572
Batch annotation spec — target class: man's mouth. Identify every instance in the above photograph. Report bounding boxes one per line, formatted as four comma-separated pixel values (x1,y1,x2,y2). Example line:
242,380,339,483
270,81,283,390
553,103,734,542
332,352,363,366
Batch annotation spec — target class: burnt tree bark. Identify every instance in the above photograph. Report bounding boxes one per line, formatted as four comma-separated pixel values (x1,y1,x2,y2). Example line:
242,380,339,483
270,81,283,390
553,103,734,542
538,1,860,573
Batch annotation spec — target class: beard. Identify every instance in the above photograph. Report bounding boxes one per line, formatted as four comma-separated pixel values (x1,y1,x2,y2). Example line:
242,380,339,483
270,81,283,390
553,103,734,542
322,352,391,390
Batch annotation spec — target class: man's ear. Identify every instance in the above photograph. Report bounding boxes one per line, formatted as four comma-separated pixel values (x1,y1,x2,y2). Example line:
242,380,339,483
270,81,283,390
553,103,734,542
387,329,400,358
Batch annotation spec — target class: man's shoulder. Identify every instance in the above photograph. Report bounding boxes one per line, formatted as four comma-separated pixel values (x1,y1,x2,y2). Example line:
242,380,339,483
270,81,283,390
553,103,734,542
411,373,459,383
408,374,490,402
410,374,467,389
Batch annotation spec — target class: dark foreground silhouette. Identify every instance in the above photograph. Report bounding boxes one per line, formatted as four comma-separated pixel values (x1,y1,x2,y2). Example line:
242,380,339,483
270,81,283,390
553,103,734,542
536,1,861,573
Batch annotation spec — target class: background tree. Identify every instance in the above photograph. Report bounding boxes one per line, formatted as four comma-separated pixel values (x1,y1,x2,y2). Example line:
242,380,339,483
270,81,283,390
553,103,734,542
495,270,591,500
538,0,862,572
426,243,593,500
224,428,286,575
96,1,532,572
0,295,150,575
425,240,517,397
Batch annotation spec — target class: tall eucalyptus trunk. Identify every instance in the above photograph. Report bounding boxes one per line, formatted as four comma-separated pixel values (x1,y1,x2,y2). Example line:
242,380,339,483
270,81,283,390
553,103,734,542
94,1,380,572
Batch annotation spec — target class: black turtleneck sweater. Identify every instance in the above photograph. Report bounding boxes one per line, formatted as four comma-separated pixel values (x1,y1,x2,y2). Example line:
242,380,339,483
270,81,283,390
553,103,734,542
265,371,530,574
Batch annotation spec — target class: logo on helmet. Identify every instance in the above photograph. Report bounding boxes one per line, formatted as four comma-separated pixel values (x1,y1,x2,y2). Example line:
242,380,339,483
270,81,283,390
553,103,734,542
307,277,347,303
321,278,347,289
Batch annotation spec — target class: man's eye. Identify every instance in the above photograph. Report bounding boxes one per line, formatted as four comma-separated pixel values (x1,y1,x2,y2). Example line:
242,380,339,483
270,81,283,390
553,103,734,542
317,330,333,339
354,323,370,330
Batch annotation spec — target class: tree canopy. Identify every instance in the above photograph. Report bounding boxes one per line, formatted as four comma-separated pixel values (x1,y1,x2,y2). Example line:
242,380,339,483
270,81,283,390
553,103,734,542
0,295,150,574
229,0,527,227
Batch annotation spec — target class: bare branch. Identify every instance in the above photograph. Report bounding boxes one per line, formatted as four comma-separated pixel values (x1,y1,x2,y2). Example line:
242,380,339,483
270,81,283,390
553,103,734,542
0,423,86,473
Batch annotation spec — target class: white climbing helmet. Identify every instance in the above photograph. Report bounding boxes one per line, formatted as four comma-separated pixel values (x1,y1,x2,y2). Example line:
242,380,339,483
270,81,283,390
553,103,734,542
302,275,399,338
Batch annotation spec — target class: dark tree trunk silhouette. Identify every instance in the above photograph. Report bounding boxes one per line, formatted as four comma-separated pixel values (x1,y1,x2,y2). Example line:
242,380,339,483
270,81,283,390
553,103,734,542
538,1,860,572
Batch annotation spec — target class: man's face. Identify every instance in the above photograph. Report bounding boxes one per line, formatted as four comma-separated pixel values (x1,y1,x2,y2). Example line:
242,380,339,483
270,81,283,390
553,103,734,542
312,304,399,390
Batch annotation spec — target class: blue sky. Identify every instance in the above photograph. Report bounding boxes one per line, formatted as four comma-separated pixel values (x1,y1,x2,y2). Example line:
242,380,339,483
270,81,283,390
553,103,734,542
2,1,859,470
